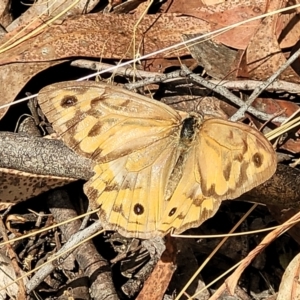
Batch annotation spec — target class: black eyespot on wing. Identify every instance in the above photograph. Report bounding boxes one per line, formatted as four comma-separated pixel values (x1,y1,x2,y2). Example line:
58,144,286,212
134,204,144,215
252,152,263,168
61,96,78,107
168,208,177,217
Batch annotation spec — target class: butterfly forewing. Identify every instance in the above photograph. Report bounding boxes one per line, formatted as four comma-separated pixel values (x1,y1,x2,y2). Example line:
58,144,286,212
37,81,182,163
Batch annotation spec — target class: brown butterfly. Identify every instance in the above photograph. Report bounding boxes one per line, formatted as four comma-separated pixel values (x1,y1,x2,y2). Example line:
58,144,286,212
37,81,277,239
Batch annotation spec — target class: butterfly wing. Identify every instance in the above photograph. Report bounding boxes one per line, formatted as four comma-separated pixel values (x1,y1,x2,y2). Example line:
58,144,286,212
157,117,276,235
158,144,222,235
197,118,277,200
85,137,181,238
38,82,276,238
38,81,185,238
37,81,182,163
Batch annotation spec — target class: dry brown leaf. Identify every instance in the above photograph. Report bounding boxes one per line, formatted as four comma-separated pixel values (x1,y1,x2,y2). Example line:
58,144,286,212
252,97,300,153
0,17,45,52
277,252,300,300
0,167,75,210
198,4,267,50
0,13,209,65
163,0,267,50
0,61,65,120
136,235,176,300
183,33,237,79
277,11,300,49
0,0,12,27
242,0,300,82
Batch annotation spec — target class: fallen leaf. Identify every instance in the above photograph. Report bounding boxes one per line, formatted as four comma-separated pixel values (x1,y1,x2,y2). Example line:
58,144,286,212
6,0,100,32
242,0,300,82
0,61,65,120
277,252,300,300
163,0,267,50
0,167,75,210
0,13,209,65
136,235,176,300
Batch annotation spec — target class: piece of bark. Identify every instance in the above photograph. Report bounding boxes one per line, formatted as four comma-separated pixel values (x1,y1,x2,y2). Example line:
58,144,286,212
0,132,93,180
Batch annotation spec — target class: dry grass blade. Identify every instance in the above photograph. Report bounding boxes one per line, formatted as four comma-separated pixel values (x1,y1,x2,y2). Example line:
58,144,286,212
174,204,259,300
210,211,300,299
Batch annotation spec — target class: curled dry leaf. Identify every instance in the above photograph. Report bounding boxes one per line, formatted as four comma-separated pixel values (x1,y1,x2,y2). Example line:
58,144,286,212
163,0,267,50
277,252,300,300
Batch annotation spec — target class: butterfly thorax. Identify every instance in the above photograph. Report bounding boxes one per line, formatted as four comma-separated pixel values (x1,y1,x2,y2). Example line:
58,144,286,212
179,112,203,149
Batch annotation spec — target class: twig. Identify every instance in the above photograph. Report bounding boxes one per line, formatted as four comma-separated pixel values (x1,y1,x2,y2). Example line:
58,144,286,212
230,47,300,121
181,65,286,123
208,79,300,94
72,60,300,94
26,220,103,292
124,70,184,90
0,132,93,180
45,190,118,299
71,60,162,79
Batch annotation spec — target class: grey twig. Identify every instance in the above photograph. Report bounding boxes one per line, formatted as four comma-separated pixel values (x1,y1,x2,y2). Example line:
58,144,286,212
180,65,286,123
26,220,103,292
230,47,300,121
0,132,93,180
72,60,300,95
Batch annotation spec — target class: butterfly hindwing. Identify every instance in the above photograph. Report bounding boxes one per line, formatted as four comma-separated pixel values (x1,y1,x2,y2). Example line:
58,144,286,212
197,118,277,200
84,137,182,238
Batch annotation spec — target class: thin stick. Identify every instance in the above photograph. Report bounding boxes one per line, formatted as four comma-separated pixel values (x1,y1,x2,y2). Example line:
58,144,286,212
230,47,300,121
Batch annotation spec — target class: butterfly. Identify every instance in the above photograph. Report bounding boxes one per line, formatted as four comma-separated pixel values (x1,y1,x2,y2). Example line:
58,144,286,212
37,81,277,239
